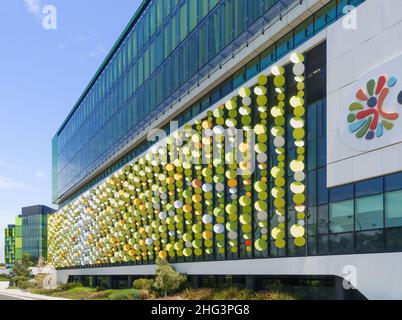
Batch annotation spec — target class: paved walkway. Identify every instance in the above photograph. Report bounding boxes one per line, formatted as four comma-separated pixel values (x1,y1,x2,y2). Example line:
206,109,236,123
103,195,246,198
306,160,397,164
0,282,69,300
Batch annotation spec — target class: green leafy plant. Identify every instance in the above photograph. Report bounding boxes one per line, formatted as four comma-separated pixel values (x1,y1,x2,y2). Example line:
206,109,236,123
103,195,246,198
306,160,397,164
180,288,214,300
108,289,143,300
57,281,83,291
213,288,254,300
252,291,296,300
9,253,33,288
152,259,187,297
0,275,9,281
133,278,154,291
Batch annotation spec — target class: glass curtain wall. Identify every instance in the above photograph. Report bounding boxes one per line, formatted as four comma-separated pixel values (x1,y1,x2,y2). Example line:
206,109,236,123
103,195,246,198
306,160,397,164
53,0,299,201
57,0,366,206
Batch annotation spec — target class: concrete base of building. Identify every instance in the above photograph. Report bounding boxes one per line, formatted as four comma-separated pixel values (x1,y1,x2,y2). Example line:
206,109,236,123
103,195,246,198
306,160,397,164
55,252,402,300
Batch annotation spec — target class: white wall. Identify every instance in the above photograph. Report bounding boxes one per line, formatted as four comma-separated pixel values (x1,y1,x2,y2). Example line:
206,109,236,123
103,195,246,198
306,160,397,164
327,0,402,187
56,252,402,300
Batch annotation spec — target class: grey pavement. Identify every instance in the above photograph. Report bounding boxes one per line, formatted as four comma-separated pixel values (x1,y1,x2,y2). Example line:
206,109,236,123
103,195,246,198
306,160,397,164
0,282,68,300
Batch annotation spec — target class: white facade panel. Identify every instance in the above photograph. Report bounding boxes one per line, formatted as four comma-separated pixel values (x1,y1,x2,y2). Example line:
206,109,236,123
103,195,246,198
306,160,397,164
327,0,402,187
56,252,402,300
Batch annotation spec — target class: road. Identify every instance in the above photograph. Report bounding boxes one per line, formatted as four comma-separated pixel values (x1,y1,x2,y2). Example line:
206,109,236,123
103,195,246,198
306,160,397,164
0,282,68,300
0,293,26,300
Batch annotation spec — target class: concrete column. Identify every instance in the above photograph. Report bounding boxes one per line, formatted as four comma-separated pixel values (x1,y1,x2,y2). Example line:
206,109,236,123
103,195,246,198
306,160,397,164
128,275,134,289
107,276,113,289
335,276,345,300
191,275,201,288
90,276,97,288
246,276,256,291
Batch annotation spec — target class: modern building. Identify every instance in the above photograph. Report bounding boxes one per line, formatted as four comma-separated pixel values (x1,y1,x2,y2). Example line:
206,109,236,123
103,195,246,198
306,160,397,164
14,215,22,262
21,205,55,262
3,216,22,269
49,0,402,299
4,225,15,269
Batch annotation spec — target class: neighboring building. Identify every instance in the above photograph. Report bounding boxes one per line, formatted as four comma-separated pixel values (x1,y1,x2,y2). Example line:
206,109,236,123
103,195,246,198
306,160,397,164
22,205,55,262
14,215,22,262
4,225,15,269
49,0,402,299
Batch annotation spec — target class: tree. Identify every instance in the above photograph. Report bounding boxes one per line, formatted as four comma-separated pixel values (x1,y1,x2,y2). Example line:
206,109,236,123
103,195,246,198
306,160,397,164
10,253,33,287
152,259,186,297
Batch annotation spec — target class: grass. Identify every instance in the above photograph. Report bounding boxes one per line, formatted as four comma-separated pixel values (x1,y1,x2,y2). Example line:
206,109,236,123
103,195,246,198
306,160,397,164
27,286,148,300
26,284,297,301
178,288,297,300
0,276,9,282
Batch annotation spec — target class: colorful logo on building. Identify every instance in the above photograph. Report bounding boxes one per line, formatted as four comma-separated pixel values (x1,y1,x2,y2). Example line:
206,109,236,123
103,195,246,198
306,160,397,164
347,75,402,140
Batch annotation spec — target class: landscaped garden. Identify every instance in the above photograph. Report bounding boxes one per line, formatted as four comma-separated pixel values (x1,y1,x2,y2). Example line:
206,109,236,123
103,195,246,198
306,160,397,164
8,255,296,300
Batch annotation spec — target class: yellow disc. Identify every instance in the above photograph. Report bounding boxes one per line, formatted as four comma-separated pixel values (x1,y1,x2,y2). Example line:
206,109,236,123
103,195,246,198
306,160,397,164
295,237,306,247
225,100,237,110
239,87,251,97
257,74,268,86
275,239,286,249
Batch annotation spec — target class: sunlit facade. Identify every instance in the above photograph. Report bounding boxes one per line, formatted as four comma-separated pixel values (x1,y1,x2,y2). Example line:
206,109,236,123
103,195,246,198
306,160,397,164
21,205,55,262
50,0,402,299
4,225,15,269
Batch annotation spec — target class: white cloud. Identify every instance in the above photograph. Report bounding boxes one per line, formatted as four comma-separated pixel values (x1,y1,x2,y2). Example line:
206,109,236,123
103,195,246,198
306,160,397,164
89,45,107,58
0,177,33,190
34,169,46,179
24,0,43,15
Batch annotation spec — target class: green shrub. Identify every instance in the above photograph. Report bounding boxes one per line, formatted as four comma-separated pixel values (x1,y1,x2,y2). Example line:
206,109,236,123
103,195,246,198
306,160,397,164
18,280,37,290
213,288,254,300
28,288,58,296
108,289,142,300
180,288,214,300
51,287,96,300
153,259,187,297
87,291,112,300
133,278,154,291
57,281,82,291
0,275,9,281
252,291,296,300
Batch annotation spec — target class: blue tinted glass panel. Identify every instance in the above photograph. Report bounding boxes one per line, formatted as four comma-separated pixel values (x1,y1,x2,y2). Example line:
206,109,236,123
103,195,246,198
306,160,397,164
329,233,354,254
385,172,402,192
385,190,402,228
329,184,353,202
355,194,384,231
385,227,402,252
317,167,328,205
355,230,384,253
355,177,383,197
329,200,354,233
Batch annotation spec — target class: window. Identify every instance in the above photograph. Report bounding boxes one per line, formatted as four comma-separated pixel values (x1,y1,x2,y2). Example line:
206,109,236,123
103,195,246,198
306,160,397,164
317,168,328,205
329,184,353,202
329,233,354,254
385,172,402,192
307,207,317,235
355,177,383,197
260,45,275,70
233,68,245,88
318,205,329,234
329,200,354,233
355,194,384,231
355,230,384,253
245,57,259,80
318,234,329,255
276,32,293,59
385,190,402,228
385,227,402,252
294,16,314,45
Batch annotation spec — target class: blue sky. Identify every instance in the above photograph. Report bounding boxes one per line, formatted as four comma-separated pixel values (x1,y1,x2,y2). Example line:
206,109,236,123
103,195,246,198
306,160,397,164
0,0,142,262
